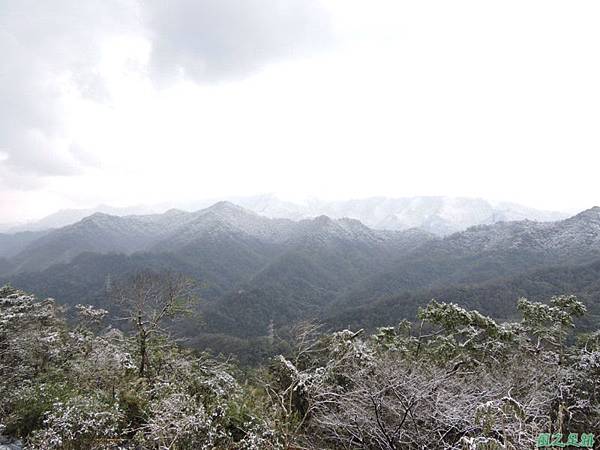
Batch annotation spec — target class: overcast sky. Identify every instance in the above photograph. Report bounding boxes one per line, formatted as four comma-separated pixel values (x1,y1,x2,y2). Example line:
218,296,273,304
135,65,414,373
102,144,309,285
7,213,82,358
1,0,599,223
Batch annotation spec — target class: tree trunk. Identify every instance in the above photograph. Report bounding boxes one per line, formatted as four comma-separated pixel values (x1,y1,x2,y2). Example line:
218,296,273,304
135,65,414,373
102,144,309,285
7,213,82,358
138,311,147,377
139,331,146,377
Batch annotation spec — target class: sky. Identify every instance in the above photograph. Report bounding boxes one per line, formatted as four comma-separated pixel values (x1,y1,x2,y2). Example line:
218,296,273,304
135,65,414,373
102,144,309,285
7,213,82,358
1,0,599,223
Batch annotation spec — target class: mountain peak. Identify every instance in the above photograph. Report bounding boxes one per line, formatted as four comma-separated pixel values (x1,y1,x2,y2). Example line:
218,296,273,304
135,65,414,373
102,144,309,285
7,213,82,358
291,215,382,244
206,201,253,215
81,212,117,224
313,215,334,225
572,206,600,221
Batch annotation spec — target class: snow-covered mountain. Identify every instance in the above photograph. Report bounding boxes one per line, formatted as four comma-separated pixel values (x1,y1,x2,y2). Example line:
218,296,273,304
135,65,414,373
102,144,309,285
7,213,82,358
7,195,568,236
4,203,600,344
337,206,600,308
3,201,434,274
232,195,567,235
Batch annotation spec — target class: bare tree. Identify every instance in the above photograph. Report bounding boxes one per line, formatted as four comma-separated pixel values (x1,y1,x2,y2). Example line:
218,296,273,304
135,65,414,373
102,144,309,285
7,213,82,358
114,271,196,377
264,299,582,449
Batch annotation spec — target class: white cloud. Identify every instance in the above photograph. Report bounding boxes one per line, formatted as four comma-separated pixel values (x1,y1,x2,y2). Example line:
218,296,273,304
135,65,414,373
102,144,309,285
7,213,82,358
0,0,141,184
1,0,600,223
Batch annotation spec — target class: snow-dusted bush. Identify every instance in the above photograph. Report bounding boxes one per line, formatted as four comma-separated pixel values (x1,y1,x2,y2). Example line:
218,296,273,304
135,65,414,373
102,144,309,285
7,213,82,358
0,284,283,449
4,283,600,449
133,392,220,449
263,296,600,449
29,395,124,449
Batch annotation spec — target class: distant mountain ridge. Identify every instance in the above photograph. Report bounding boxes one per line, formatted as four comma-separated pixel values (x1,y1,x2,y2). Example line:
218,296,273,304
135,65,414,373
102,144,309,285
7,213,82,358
1,204,159,233
1,202,435,343
2,201,434,275
336,206,600,309
240,196,567,236
4,195,568,236
3,201,600,359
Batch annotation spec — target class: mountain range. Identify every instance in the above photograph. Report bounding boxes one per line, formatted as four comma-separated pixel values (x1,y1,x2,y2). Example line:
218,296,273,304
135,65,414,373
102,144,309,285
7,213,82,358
237,195,567,236
2,195,567,236
1,200,599,363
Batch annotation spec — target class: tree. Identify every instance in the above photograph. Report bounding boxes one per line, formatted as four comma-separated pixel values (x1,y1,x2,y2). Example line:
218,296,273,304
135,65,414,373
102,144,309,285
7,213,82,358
114,271,197,377
518,295,586,363
263,296,598,449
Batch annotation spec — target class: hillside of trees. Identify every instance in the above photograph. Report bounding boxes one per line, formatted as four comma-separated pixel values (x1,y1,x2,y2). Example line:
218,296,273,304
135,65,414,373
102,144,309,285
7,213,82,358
4,205,600,363
2,280,599,449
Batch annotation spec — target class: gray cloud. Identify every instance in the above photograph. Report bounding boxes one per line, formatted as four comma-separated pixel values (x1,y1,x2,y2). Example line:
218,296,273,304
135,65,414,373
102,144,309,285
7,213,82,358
0,0,140,187
144,0,332,83
0,0,331,189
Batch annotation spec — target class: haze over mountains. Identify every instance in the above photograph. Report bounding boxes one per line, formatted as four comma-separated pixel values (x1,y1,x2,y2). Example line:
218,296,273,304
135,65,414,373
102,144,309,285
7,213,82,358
237,195,567,235
2,195,567,236
1,199,600,362
0,204,159,233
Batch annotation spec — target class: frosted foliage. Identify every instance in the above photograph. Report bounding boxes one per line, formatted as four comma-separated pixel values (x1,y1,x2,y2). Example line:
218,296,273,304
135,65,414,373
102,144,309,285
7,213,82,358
29,396,124,449
134,393,219,449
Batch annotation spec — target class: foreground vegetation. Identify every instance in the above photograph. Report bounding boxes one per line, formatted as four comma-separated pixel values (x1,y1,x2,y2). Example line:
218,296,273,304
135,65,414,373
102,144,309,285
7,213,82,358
1,278,599,449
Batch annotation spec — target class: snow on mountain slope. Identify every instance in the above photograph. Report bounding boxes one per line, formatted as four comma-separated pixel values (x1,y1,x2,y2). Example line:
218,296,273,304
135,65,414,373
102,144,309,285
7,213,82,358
436,206,600,254
4,201,439,275
10,195,567,236
335,206,600,309
232,195,567,235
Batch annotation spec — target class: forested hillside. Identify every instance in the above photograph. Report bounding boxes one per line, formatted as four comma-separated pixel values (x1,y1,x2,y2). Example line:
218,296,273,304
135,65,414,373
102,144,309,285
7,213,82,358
3,203,600,361
326,258,600,332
